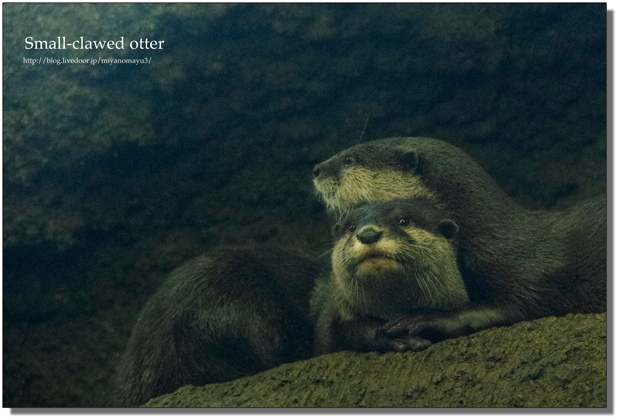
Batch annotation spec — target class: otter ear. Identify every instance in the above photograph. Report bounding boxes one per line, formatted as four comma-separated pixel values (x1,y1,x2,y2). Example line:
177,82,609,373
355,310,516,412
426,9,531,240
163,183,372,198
400,151,419,172
438,219,458,239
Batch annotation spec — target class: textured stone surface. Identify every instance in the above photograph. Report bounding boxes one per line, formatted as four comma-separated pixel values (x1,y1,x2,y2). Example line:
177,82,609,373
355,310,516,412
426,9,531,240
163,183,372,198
145,313,607,408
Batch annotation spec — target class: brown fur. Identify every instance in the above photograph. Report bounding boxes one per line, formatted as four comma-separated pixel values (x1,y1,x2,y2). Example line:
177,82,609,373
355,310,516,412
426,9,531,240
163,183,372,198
110,246,325,407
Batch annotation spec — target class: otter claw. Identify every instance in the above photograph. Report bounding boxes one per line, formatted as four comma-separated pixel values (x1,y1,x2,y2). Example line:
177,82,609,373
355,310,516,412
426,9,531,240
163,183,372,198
398,336,432,352
375,320,434,352
384,321,410,336
380,315,423,337
389,340,409,352
377,336,432,352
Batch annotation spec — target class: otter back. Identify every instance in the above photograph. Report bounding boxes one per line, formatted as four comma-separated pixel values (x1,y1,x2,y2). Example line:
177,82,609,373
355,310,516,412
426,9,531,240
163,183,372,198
110,246,325,407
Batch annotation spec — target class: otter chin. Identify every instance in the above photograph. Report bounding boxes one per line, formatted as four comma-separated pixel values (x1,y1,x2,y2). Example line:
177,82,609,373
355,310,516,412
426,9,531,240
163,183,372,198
355,252,399,274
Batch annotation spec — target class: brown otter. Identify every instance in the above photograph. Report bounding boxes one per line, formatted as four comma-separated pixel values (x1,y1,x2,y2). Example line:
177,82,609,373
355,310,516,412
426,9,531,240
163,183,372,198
312,137,606,345
110,246,325,407
311,198,469,354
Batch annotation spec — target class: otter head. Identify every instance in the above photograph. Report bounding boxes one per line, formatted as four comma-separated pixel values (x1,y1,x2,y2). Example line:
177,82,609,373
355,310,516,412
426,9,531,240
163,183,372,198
330,199,469,319
313,141,434,214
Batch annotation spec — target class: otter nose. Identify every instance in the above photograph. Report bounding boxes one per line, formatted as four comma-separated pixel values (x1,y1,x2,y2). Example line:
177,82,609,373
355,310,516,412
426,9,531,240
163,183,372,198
312,164,322,178
357,227,383,245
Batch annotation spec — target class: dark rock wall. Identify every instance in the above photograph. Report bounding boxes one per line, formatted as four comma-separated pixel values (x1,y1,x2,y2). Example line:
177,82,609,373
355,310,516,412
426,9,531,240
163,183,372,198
3,4,606,407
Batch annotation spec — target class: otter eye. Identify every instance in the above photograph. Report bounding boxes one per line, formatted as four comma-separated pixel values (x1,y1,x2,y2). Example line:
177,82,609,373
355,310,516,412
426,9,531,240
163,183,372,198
398,218,410,227
348,223,357,233
344,156,355,165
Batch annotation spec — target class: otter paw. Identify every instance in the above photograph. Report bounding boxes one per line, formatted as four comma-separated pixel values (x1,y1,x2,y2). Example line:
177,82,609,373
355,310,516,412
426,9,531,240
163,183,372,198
375,336,432,352
378,314,458,343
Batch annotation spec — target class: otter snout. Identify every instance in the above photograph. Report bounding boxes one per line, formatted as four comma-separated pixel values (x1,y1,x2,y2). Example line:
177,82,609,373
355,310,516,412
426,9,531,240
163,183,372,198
312,163,322,178
357,227,383,245
313,160,339,179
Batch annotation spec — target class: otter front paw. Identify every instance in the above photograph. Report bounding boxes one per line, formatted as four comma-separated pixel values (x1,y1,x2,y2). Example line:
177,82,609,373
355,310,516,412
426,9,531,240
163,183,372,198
377,314,464,349
374,335,432,352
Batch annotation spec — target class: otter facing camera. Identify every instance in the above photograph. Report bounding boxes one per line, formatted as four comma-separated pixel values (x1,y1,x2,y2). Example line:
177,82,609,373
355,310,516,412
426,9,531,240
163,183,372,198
311,198,469,355
438,219,458,239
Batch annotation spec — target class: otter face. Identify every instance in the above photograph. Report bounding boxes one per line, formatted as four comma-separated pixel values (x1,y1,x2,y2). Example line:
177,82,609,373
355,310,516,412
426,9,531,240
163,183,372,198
330,199,469,318
313,144,433,214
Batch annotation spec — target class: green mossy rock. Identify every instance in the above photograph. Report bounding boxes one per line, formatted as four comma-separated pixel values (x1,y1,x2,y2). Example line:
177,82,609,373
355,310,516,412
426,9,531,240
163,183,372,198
145,313,606,408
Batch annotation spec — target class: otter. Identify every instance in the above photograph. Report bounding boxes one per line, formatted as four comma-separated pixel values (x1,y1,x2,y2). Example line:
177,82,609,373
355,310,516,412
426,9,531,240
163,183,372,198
312,137,606,345
311,198,469,354
110,246,325,407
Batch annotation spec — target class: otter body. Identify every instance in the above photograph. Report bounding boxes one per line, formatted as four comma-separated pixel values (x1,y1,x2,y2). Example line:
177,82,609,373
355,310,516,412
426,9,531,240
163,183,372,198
111,246,325,407
313,137,606,345
311,199,468,354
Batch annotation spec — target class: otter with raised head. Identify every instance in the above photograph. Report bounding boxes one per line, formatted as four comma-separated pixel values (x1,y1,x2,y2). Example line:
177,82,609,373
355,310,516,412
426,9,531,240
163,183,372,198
311,198,469,354
110,246,325,407
313,137,606,346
